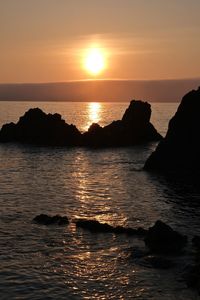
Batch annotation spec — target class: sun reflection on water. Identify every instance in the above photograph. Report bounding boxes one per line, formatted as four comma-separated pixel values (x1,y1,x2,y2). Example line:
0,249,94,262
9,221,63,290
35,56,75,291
86,102,101,130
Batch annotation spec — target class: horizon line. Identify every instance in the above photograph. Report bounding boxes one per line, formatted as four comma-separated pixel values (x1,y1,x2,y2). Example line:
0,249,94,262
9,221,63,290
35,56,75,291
0,77,200,85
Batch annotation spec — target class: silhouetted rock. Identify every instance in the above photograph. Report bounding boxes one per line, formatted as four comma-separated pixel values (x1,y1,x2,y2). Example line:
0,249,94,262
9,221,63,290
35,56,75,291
0,108,81,146
33,214,69,226
144,220,187,254
76,219,113,232
0,100,161,147
75,219,147,236
83,100,161,146
114,225,147,236
144,87,200,172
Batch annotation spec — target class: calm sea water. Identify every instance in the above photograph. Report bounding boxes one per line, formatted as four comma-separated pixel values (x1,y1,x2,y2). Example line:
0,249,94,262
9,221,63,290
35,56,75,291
0,101,200,300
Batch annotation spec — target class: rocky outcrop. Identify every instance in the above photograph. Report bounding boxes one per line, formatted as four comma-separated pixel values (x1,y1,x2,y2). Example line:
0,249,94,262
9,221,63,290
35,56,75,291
33,214,69,226
0,100,161,147
75,219,147,236
144,87,200,172
144,220,187,254
83,100,161,146
0,108,81,146
75,219,188,255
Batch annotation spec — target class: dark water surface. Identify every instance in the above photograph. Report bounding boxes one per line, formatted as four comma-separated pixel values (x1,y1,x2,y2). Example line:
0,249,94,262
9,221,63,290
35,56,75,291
1,102,200,299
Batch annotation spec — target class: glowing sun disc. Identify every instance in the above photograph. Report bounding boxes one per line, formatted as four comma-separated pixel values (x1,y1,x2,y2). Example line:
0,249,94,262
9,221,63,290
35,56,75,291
84,48,105,75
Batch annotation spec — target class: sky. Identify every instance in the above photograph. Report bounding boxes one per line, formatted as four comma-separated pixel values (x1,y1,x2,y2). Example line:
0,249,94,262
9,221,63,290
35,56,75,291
0,0,200,83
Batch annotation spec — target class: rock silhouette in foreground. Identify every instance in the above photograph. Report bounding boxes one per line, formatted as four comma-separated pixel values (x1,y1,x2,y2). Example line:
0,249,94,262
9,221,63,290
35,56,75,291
144,220,187,254
144,87,200,172
33,214,69,226
0,100,161,146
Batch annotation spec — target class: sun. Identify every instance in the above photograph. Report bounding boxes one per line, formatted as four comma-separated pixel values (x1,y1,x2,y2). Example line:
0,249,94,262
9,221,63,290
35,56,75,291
84,48,105,75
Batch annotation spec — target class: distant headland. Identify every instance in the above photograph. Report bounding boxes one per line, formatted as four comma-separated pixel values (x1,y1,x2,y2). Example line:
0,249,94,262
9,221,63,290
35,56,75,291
0,78,199,102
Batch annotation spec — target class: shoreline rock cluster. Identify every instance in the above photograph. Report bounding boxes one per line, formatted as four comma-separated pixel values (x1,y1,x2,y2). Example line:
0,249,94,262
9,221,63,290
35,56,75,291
76,219,188,254
0,100,161,147
33,214,199,293
33,215,187,254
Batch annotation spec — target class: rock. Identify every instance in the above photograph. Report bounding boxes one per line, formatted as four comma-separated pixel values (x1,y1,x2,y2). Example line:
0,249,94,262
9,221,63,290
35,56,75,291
82,100,162,146
75,219,148,236
0,100,161,147
144,87,200,172
113,225,147,236
33,214,69,226
76,219,113,233
0,108,81,146
82,123,106,146
144,220,187,254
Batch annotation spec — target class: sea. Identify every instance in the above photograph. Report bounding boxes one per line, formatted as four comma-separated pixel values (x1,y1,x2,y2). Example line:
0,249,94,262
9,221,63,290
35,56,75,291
0,101,200,300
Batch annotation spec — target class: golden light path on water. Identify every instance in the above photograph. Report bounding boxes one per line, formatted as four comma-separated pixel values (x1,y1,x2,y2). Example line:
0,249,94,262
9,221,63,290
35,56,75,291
85,102,102,131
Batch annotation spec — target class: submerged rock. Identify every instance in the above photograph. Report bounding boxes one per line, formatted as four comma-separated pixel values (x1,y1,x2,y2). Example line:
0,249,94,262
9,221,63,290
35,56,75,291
144,87,200,172
75,219,147,236
144,220,187,254
83,100,161,146
0,108,81,146
33,214,69,226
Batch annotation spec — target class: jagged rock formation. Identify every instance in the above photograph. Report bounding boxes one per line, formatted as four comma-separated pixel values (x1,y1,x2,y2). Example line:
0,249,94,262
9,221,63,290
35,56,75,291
82,100,161,146
144,87,200,172
0,100,161,147
0,108,81,146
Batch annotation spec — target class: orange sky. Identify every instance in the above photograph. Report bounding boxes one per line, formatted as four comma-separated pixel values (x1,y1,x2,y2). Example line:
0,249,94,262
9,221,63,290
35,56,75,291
0,0,200,83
